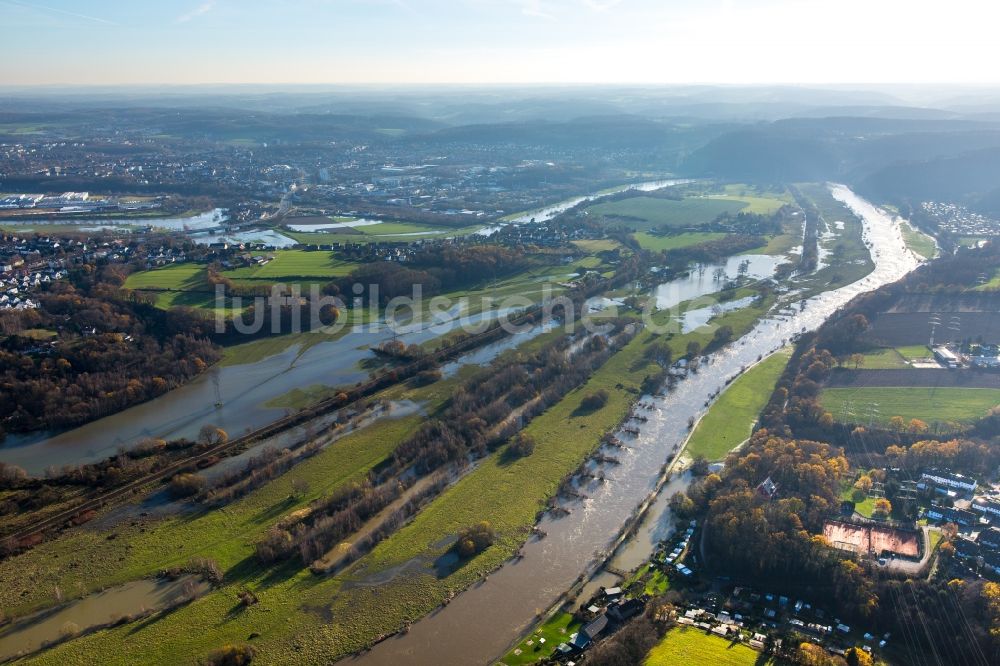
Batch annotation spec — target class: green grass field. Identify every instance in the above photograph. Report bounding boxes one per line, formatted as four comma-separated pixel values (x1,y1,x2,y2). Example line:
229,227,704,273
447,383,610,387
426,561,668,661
122,263,222,309
284,220,471,245
685,350,791,461
124,263,206,290
501,612,580,665
645,626,774,666
586,197,745,231
895,345,932,361
7,289,775,665
857,345,932,368
900,221,937,260
821,387,1000,426
633,231,726,251
706,195,786,215
571,239,621,253
858,349,910,369
840,481,876,518
222,250,358,281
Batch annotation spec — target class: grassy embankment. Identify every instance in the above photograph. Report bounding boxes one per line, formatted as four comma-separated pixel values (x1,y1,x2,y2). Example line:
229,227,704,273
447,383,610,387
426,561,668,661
685,349,792,461
821,387,1000,427
14,293,775,664
900,221,937,259
644,626,781,666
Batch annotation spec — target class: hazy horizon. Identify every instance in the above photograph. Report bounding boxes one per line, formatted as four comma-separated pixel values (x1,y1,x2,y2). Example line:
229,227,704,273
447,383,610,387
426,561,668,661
1,0,996,87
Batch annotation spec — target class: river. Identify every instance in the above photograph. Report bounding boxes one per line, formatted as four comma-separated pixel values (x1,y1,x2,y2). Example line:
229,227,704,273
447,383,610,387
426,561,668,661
0,179,688,475
0,304,545,475
476,179,690,236
347,185,920,666
0,575,209,662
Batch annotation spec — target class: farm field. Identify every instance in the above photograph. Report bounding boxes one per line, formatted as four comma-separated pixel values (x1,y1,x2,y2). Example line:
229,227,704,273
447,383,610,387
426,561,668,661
571,238,621,253
821,386,1000,426
705,194,787,215
222,249,358,281
122,263,220,309
585,196,744,231
633,231,726,251
644,626,777,666
123,263,205,291
685,349,792,461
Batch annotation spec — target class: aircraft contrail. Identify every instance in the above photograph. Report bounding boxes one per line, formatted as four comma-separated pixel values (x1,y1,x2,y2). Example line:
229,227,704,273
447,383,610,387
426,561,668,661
2,0,118,25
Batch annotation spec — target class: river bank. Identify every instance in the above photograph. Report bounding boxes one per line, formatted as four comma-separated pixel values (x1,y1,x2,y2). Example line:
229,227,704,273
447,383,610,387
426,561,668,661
348,185,919,666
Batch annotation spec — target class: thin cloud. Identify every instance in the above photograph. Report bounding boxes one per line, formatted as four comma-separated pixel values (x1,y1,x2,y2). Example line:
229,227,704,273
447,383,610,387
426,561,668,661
1,0,117,25
176,1,216,23
581,0,623,11
513,0,555,19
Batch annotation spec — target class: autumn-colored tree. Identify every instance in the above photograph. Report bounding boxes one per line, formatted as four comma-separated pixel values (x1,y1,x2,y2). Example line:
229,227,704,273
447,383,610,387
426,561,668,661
889,415,906,432
846,646,874,666
908,418,929,434
456,521,496,558
798,642,847,666
872,498,892,520
198,425,229,447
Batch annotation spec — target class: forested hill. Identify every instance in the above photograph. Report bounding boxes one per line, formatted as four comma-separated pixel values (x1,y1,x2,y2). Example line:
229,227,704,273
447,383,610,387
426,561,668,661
680,116,1000,204
857,147,1000,215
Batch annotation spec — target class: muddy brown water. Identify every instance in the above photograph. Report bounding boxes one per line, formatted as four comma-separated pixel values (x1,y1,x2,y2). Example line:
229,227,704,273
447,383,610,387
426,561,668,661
0,575,209,662
346,186,921,665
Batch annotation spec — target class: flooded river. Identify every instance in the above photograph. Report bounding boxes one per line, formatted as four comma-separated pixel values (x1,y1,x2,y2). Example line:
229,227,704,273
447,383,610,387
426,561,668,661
0,179,687,475
0,305,543,475
477,179,690,235
0,575,208,662
347,185,920,666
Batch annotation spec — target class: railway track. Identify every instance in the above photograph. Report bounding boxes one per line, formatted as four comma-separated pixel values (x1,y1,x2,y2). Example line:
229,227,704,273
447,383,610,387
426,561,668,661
3,305,547,544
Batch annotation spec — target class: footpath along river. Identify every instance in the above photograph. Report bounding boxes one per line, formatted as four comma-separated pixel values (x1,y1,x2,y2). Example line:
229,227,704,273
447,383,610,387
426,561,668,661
347,185,921,666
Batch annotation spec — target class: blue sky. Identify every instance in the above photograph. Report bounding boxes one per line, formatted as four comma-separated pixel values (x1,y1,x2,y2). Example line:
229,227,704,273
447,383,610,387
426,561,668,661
0,0,996,85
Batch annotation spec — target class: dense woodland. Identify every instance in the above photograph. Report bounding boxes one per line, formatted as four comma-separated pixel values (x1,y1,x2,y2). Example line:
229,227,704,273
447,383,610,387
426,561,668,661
327,245,535,305
0,275,220,436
